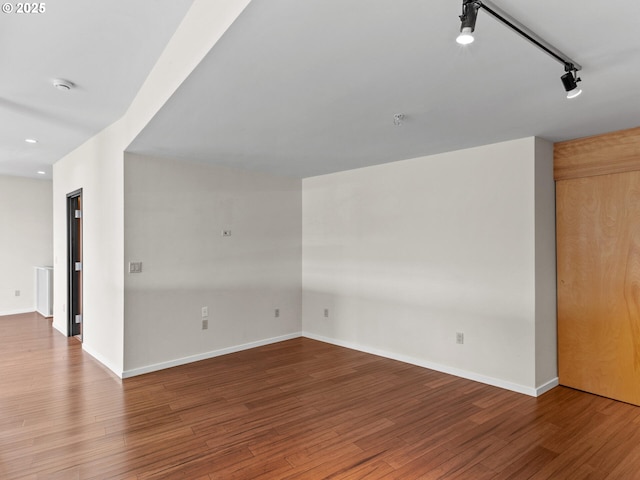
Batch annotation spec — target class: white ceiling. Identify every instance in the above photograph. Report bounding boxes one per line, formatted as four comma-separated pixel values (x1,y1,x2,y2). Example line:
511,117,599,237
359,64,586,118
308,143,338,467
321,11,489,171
0,0,193,179
128,0,640,178
2,0,639,180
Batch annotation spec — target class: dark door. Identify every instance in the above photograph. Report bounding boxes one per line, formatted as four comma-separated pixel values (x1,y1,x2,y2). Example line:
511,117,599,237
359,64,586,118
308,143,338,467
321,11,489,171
67,189,83,339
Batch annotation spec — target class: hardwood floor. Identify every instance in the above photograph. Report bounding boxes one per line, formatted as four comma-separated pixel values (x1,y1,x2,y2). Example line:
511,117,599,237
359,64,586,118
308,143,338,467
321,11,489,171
2,313,640,479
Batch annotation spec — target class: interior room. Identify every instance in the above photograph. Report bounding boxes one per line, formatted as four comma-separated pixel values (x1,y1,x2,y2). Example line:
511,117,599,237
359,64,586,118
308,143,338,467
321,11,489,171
1,0,640,477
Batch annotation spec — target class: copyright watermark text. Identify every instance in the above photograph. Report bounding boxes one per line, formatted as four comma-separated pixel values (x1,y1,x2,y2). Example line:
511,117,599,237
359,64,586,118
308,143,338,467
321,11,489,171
2,3,46,14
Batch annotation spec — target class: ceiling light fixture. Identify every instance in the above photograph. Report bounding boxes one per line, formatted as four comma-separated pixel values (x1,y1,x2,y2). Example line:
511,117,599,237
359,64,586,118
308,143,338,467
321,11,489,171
456,0,583,99
456,0,479,45
37,171,46,175
52,78,74,91
561,67,582,99
456,27,475,45
25,138,38,144
393,113,405,126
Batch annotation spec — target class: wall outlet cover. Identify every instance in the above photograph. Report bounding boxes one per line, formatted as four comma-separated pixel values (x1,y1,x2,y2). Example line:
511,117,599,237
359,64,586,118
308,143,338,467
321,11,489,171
129,262,143,273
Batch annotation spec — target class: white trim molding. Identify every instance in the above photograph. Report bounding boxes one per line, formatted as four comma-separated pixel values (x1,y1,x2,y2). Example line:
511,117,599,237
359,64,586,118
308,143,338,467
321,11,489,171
536,377,560,396
0,308,36,317
80,328,560,397
121,332,303,379
82,343,125,379
303,332,557,398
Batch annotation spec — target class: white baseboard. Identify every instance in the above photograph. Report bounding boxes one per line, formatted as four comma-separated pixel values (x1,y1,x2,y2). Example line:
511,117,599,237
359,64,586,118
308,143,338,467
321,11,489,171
82,343,124,379
536,377,559,396
52,321,67,336
0,308,35,317
79,329,560,397
121,332,303,379
302,332,555,397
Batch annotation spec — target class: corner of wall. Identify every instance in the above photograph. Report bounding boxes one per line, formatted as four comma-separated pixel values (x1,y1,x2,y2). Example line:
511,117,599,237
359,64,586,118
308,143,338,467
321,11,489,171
122,154,303,372
52,138,126,376
302,138,546,395
534,137,558,387
52,0,253,378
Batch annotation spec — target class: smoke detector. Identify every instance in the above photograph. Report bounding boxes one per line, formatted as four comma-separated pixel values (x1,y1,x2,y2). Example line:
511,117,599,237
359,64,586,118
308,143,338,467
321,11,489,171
52,78,74,91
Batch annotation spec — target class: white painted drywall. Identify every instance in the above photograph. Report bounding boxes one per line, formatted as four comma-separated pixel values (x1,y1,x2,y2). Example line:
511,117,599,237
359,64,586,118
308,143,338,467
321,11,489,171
534,138,557,388
49,0,558,388
302,137,557,394
122,153,301,373
52,0,251,375
52,127,126,373
0,176,52,316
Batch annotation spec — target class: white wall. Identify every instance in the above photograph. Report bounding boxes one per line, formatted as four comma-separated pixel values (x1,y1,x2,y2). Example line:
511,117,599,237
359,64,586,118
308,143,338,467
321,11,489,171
302,137,557,395
534,137,557,386
0,176,52,316
122,153,301,375
48,0,559,389
52,0,251,376
52,127,126,373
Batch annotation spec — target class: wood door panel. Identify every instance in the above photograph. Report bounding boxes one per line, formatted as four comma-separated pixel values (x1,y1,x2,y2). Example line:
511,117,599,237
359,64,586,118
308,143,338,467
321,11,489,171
557,171,640,405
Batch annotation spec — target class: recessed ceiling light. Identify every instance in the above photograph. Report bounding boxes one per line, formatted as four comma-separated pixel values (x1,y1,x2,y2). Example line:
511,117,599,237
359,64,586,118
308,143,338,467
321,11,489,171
52,78,74,91
25,138,38,144
37,171,46,175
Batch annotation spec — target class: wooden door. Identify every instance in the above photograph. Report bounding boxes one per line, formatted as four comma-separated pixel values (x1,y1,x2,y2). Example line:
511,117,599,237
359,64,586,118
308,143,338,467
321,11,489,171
557,172,640,405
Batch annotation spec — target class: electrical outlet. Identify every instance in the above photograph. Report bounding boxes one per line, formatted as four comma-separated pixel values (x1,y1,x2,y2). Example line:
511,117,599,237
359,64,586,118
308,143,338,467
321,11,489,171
222,230,232,237
324,308,329,318
14,290,20,297
456,332,464,344
202,319,208,330
275,308,280,318
202,306,208,317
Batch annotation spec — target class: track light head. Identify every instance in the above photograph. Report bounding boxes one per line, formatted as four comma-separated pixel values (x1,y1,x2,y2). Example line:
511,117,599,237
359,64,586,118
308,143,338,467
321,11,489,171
561,67,582,99
457,27,475,45
457,0,480,45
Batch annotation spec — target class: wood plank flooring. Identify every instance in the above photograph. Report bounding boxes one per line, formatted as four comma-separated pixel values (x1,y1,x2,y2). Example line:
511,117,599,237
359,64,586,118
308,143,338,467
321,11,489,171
2,313,640,479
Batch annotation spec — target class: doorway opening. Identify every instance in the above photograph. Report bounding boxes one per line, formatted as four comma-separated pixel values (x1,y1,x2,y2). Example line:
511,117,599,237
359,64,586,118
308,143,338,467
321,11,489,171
67,189,83,340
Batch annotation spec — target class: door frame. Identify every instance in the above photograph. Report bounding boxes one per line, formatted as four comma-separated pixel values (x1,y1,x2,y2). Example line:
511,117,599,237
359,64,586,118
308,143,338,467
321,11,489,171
67,189,83,339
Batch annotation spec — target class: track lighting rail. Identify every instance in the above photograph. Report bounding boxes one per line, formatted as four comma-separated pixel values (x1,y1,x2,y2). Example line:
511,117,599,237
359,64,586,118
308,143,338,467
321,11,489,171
478,1,581,72
457,0,583,98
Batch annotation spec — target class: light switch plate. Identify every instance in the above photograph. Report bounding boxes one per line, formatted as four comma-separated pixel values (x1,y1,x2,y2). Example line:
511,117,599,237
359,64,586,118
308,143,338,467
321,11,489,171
129,262,142,273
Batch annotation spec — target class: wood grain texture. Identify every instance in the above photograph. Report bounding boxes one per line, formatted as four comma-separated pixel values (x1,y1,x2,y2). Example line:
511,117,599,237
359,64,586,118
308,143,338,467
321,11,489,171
3,313,640,479
557,172,640,406
554,126,640,181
